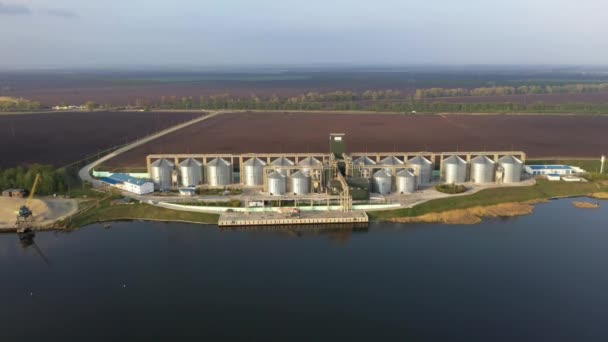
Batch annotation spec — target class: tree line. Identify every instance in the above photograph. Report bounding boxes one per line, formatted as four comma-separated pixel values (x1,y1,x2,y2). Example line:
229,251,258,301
0,164,67,195
414,83,608,99
0,97,42,112
138,92,608,114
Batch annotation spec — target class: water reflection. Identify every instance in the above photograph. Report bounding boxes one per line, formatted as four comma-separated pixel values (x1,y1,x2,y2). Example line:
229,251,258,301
221,224,369,243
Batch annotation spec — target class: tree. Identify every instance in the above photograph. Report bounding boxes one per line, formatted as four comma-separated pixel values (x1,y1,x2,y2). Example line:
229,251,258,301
84,101,98,112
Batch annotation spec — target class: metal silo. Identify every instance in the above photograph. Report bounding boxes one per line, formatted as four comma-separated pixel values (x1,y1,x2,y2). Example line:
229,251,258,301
267,171,286,195
442,155,467,184
243,157,267,186
150,158,174,190
407,156,433,185
470,155,495,184
396,170,416,194
298,156,322,176
498,155,523,183
373,169,393,195
379,156,404,172
353,156,376,178
271,157,295,176
206,158,232,186
353,156,377,166
179,158,203,187
290,171,310,195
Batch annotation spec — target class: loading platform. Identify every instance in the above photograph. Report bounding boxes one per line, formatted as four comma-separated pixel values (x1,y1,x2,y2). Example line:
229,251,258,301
218,210,368,228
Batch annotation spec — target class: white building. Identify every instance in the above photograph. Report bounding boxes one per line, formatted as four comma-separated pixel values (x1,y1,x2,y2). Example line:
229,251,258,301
524,165,585,176
101,173,154,195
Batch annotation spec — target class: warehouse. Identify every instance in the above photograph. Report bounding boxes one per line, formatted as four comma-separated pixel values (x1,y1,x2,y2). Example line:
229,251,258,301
524,165,583,176
101,173,154,195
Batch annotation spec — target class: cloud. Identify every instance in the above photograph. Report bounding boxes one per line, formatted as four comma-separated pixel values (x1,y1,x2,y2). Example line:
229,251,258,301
41,8,79,19
0,2,31,15
0,2,78,19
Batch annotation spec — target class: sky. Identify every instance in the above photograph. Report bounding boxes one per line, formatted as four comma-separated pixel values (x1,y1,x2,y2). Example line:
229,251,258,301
0,0,606,69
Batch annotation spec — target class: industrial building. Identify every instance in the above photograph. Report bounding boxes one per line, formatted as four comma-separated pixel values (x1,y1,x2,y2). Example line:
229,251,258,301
101,173,154,195
524,165,583,176
138,134,527,211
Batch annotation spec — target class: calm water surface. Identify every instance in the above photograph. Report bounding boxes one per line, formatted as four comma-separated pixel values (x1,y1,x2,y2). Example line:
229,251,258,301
1,198,608,341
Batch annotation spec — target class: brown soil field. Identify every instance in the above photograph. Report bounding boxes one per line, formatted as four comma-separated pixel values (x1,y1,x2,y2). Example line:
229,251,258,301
0,111,203,168
104,112,608,168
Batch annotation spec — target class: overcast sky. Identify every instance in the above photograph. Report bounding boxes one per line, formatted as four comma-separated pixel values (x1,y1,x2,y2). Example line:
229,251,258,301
0,0,606,68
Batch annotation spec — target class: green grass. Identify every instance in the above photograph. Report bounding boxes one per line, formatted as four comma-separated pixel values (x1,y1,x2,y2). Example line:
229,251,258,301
66,197,219,228
368,180,604,221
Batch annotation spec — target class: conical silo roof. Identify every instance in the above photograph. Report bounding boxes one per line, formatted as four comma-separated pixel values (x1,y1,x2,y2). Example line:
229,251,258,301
151,158,174,167
271,157,295,167
207,157,230,166
179,158,202,167
243,157,267,166
397,169,415,178
373,169,392,178
443,155,467,165
379,156,404,165
298,156,322,166
498,155,522,165
353,156,377,165
268,171,284,179
471,155,495,165
407,155,432,165
291,170,308,179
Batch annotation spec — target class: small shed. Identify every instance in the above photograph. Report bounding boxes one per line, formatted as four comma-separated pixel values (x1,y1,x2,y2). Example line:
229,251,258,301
2,189,27,197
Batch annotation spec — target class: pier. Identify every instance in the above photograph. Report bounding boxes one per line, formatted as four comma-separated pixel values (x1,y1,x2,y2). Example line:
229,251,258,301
218,210,368,228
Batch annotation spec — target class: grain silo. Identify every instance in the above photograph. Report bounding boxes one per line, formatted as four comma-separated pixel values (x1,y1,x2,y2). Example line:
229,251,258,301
243,157,267,186
407,156,433,185
290,171,310,195
298,156,322,176
498,155,523,183
442,155,467,184
267,171,286,195
379,156,404,172
271,157,295,176
353,156,376,178
396,170,416,194
206,157,232,186
178,158,203,187
470,155,495,184
373,169,393,195
150,158,174,190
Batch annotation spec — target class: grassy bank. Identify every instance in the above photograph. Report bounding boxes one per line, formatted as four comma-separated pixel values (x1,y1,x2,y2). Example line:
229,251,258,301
64,196,219,228
368,180,605,222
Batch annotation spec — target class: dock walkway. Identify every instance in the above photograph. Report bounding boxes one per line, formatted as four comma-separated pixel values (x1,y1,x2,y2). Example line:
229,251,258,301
218,210,368,227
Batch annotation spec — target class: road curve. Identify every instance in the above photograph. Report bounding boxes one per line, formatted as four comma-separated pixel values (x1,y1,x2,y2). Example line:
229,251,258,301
79,111,225,186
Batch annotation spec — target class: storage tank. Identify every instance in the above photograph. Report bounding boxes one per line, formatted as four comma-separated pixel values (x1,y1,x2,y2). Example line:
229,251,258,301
271,157,295,176
298,156,322,176
353,156,376,178
470,155,495,184
498,155,523,183
353,156,377,166
267,171,286,195
379,156,404,172
442,155,467,184
396,170,416,194
243,157,267,186
407,156,433,185
206,157,232,186
373,169,392,195
150,158,174,190
290,171,310,195
178,158,203,187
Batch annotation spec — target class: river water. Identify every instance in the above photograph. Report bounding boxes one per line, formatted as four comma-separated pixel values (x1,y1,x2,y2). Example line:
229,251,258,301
1,198,607,341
